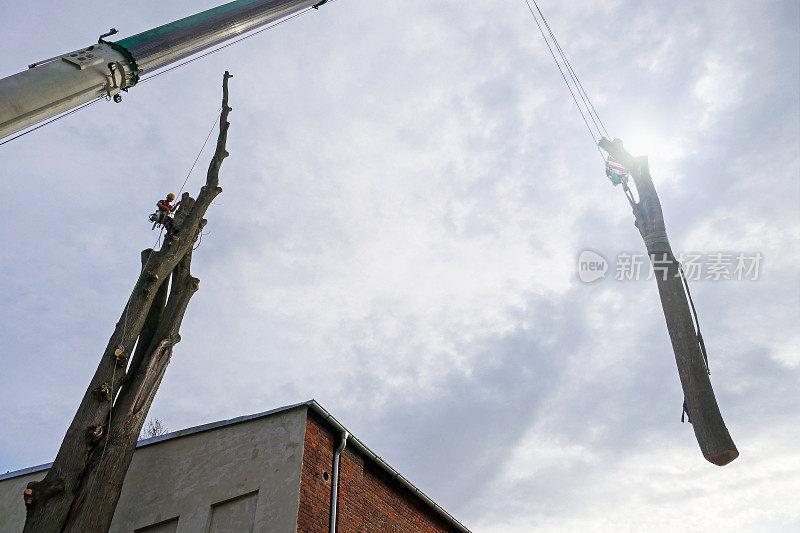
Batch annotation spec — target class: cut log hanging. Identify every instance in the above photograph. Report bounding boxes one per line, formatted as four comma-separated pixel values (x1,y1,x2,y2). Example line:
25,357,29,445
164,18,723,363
599,138,738,466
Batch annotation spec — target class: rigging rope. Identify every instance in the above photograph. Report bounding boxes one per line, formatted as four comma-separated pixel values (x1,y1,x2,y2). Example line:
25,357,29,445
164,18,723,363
520,0,606,162
529,0,609,139
677,264,710,424
0,97,104,147
518,2,714,427
679,265,711,374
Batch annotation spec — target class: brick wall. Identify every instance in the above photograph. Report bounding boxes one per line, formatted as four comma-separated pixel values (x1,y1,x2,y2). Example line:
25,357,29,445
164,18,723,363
298,410,335,532
297,409,461,533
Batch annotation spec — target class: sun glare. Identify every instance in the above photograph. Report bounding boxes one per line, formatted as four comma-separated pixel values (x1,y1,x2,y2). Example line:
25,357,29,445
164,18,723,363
611,120,688,180
614,123,668,157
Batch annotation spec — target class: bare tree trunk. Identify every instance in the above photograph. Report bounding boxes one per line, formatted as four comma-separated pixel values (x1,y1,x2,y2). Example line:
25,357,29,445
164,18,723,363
23,71,234,532
599,138,738,466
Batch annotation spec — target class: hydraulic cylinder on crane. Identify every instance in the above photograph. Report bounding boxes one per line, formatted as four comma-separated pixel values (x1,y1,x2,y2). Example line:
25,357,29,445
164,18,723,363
0,0,325,141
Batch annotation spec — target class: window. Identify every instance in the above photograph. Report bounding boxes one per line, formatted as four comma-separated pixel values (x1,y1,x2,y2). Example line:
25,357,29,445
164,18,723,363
134,517,178,533
208,491,259,533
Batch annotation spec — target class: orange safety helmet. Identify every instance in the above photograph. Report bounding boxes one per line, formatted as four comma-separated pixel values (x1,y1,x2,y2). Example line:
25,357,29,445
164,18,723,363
166,193,176,201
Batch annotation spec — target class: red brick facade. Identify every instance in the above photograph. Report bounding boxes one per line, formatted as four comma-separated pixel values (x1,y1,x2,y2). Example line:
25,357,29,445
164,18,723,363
297,410,461,533
298,410,335,531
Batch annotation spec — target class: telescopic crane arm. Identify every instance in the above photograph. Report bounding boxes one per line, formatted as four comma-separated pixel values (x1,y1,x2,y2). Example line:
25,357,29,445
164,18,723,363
0,0,326,141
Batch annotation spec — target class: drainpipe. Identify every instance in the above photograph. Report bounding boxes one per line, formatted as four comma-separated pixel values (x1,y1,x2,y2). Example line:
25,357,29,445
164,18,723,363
330,430,349,533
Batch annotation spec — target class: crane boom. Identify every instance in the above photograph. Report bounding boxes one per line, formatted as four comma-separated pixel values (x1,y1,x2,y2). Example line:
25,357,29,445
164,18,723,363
0,0,324,141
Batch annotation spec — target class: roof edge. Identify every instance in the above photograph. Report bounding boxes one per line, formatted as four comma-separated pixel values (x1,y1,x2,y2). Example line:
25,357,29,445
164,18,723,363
0,462,52,482
0,401,309,482
0,400,471,533
306,400,471,533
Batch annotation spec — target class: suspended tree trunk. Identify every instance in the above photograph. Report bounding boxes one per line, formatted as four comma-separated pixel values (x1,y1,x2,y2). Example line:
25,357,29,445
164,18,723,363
22,71,234,532
599,138,738,466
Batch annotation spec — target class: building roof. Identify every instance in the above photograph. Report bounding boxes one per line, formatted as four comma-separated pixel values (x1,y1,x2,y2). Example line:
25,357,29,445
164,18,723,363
0,400,470,533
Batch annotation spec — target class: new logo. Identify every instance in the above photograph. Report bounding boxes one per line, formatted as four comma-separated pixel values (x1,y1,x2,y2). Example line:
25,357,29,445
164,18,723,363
577,250,609,283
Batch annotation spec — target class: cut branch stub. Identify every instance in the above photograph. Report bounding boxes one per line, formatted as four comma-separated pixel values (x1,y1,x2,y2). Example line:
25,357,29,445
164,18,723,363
92,383,112,402
23,480,63,509
114,352,129,368
84,425,105,446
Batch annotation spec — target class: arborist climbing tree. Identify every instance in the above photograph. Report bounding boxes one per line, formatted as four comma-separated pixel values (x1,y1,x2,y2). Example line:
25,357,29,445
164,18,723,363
521,0,738,465
22,71,234,533
151,193,182,235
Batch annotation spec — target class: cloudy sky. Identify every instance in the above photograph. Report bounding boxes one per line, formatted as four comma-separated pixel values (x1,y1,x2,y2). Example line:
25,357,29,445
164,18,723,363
1,0,799,531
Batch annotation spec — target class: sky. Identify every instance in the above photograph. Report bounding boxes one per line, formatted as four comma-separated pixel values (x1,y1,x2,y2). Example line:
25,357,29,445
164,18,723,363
1,0,799,531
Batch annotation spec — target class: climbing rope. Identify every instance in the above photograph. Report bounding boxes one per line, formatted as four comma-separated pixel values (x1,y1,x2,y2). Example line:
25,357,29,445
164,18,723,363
101,105,218,478
177,109,221,197
87,358,118,498
113,103,220,427
109,20,291,417
121,104,220,344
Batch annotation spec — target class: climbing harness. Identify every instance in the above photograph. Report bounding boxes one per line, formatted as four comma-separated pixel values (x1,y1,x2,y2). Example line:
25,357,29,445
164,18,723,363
149,210,165,230
149,196,182,234
150,208,173,232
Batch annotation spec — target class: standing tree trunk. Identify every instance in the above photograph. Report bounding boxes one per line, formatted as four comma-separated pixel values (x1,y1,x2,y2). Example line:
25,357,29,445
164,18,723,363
599,138,738,466
23,71,234,532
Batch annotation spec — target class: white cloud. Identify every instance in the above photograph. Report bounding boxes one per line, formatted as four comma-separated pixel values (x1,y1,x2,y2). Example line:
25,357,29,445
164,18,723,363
693,55,745,130
0,0,798,531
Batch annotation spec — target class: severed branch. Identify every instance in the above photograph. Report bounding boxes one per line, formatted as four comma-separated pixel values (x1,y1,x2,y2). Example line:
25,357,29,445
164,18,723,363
23,71,234,533
599,138,738,466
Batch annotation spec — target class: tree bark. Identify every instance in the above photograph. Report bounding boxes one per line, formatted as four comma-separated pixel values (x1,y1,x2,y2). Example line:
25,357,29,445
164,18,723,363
599,138,738,466
23,71,233,532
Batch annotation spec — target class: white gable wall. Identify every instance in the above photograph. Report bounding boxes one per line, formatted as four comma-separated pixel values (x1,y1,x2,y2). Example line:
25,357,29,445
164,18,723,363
0,406,307,533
